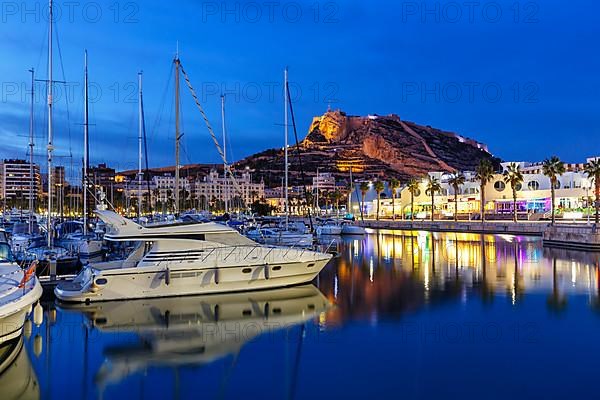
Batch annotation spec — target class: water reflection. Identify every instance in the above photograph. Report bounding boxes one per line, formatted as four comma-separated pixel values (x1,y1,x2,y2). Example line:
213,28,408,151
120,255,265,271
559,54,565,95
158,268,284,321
13,230,600,399
0,337,39,399
24,285,330,399
62,285,329,388
319,231,600,324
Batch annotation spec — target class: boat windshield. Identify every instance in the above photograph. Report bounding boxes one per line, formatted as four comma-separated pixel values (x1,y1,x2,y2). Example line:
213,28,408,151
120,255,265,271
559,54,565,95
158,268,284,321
0,243,15,263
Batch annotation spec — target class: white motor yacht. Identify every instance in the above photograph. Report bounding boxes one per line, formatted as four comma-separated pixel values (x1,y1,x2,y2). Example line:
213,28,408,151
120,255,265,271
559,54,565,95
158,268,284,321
59,284,328,387
0,243,42,344
55,211,332,302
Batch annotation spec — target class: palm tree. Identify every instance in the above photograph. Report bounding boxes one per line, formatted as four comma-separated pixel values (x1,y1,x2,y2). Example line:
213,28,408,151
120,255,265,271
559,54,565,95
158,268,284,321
584,158,600,224
374,181,385,220
503,163,524,223
407,178,420,221
389,178,400,220
331,189,343,216
542,156,566,225
425,176,441,221
359,182,370,220
447,172,466,222
475,159,494,222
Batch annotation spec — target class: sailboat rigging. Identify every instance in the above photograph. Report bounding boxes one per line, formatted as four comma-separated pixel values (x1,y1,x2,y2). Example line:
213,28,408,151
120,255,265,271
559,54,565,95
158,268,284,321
285,78,313,232
28,67,35,235
46,0,54,247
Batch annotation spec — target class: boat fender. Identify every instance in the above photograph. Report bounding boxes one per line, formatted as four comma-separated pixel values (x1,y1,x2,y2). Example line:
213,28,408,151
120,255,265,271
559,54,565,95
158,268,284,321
264,264,270,280
214,268,219,284
33,302,43,327
165,268,170,285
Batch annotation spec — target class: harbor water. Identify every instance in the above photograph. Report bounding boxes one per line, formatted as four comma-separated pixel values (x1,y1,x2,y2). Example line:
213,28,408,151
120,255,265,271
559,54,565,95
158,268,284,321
11,229,600,399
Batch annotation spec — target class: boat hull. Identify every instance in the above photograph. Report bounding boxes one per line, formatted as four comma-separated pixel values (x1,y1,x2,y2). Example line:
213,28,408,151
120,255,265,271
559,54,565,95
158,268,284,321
55,257,331,303
341,225,366,235
316,225,342,235
0,278,42,344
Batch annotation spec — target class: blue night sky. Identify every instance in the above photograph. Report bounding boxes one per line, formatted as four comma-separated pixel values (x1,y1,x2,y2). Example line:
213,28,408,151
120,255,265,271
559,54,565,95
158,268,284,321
1,0,599,179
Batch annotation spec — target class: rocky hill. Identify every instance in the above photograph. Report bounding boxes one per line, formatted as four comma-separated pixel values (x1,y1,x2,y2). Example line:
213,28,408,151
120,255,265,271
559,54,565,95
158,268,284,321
234,110,500,187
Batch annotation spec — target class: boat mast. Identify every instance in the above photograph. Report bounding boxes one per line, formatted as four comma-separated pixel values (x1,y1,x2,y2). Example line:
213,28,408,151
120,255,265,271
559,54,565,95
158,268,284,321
348,166,353,213
83,50,89,235
174,52,181,216
221,94,228,214
316,168,319,213
284,67,289,228
46,0,54,247
28,67,35,235
138,71,143,219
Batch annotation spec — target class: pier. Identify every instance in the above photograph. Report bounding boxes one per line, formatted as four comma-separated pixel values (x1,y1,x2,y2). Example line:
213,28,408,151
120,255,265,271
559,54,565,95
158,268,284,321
351,219,600,251
543,224,600,251
355,219,547,236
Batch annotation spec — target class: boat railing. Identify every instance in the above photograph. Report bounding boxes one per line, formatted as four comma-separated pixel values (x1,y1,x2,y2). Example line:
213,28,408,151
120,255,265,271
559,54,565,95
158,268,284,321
151,243,323,267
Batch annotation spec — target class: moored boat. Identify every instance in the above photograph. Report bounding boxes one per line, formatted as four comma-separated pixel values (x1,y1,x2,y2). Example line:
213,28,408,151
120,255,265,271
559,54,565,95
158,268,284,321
55,210,332,302
340,220,366,235
0,243,42,344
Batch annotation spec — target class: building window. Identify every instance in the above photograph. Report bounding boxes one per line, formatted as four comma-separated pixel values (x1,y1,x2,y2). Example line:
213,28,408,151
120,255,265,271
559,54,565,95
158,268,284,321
528,181,540,190
494,181,505,192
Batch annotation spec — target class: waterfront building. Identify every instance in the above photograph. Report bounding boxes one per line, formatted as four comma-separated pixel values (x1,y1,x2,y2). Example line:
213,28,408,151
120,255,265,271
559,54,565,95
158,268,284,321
0,159,42,207
351,156,599,220
193,169,264,210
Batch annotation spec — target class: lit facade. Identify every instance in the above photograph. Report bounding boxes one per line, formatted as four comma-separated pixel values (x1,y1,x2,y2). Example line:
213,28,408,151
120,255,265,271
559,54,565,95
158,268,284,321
0,159,42,203
352,157,598,219
194,169,264,207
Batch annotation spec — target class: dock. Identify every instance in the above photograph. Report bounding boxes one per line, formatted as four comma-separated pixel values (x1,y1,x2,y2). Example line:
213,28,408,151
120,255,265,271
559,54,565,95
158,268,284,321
543,224,600,251
357,219,547,236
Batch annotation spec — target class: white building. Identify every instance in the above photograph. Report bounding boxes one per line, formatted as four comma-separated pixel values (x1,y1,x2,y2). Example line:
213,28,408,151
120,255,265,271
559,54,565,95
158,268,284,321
194,169,264,208
153,174,191,204
352,156,599,220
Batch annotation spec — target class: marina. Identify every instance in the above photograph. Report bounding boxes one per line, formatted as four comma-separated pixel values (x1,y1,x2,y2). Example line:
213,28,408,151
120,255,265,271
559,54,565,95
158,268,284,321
1,0,599,398
4,229,600,398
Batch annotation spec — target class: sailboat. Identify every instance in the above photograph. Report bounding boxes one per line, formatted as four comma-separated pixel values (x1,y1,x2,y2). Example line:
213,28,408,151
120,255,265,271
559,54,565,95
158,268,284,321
10,68,45,259
55,50,103,260
249,68,313,247
26,0,79,274
340,166,366,235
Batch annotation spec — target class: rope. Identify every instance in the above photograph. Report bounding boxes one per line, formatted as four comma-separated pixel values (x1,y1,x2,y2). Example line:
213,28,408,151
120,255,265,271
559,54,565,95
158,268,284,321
178,62,245,205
